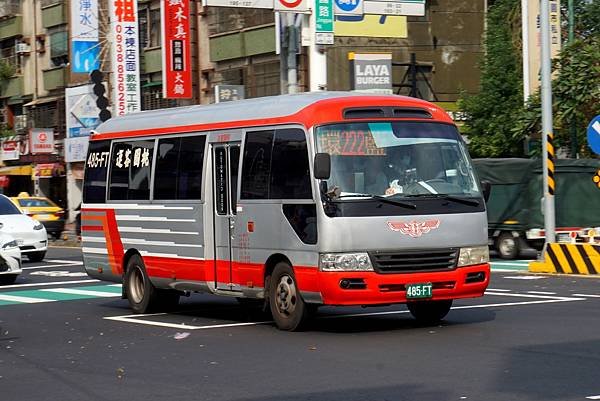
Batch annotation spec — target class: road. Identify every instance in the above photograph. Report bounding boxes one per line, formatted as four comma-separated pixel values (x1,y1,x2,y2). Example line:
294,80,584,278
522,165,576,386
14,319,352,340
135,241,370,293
1,247,600,401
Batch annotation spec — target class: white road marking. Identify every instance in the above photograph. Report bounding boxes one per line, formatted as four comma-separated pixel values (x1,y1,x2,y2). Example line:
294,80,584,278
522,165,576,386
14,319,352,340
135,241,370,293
491,261,531,266
30,271,88,277
23,262,83,270
487,288,511,292
0,279,99,290
585,395,600,400
485,291,577,301
503,275,547,280
526,291,556,295
103,291,586,331
41,288,120,297
573,294,600,298
0,294,55,304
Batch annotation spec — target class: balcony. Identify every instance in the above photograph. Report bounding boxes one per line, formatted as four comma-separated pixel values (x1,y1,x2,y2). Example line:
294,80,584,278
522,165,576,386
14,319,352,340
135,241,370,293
42,2,67,28
0,0,20,18
209,25,275,62
43,66,67,91
0,75,23,98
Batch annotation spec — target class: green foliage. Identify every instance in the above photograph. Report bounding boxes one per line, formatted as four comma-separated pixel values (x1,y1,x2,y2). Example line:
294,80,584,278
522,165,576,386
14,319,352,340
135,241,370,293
0,60,15,85
458,0,524,157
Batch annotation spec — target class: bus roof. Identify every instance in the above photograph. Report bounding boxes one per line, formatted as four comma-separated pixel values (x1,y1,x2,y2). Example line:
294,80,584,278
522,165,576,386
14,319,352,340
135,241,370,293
92,91,452,140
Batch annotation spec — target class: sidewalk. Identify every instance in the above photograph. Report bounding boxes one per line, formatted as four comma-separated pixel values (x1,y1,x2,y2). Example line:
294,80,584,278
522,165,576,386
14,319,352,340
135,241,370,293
49,222,81,248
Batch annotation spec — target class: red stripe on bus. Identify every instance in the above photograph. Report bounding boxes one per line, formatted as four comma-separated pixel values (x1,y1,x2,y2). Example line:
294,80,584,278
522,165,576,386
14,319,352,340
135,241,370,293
81,225,104,231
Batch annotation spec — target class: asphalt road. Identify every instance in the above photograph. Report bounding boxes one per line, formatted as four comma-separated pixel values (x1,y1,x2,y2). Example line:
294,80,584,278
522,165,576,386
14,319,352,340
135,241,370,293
1,247,600,401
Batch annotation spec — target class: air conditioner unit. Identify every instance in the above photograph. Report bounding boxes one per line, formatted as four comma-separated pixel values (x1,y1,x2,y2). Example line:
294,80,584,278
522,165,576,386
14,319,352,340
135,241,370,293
15,43,30,54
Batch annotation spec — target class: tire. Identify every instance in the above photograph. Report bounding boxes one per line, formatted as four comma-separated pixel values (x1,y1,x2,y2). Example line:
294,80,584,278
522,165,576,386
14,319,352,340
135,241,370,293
124,254,179,313
496,232,520,260
407,300,453,325
0,275,17,285
27,251,46,262
268,262,310,331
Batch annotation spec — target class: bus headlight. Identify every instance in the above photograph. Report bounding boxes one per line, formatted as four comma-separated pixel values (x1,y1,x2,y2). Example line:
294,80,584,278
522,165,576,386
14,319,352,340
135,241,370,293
319,253,373,271
458,246,489,267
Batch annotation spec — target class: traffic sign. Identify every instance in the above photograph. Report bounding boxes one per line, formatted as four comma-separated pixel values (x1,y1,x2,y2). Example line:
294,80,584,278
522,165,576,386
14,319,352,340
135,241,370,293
334,0,363,15
274,0,309,12
363,0,425,16
316,0,334,35
587,115,600,155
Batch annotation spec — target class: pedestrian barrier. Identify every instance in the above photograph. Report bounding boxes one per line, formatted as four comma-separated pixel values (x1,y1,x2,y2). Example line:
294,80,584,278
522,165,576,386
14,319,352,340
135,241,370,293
529,243,600,274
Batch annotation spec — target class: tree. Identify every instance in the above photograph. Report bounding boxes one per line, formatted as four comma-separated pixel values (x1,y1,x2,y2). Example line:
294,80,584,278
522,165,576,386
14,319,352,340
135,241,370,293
458,0,523,157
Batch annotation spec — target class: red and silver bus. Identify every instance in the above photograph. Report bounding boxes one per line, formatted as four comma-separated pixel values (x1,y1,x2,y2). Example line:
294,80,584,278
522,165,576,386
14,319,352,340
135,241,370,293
82,92,490,330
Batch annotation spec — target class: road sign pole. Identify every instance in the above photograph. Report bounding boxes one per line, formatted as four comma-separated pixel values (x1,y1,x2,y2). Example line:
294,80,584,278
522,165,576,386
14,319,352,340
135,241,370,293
309,5,327,91
540,0,556,244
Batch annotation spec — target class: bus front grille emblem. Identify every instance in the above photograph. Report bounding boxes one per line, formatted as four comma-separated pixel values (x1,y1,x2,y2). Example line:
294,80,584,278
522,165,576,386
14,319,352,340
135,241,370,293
387,220,440,238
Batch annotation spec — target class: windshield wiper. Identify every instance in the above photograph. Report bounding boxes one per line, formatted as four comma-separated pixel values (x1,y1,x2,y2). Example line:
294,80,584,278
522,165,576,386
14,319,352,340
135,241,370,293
403,193,480,206
337,193,417,209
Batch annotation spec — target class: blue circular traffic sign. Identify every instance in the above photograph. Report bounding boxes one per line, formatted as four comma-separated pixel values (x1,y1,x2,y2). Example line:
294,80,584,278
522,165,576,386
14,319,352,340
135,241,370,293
587,115,600,155
335,0,361,12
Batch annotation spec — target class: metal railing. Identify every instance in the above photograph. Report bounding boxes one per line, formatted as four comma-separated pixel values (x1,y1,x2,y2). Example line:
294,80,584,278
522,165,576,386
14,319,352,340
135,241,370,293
0,0,21,18
40,0,65,8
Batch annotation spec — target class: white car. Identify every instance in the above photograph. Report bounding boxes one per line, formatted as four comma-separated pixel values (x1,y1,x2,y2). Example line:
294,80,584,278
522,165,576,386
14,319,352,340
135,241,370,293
0,194,48,262
0,231,22,285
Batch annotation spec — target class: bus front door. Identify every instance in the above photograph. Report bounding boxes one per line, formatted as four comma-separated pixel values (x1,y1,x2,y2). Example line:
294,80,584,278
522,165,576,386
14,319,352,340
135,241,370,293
212,143,240,291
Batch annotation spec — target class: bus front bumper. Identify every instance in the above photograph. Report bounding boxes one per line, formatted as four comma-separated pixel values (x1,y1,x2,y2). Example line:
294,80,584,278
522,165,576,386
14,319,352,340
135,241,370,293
313,263,490,306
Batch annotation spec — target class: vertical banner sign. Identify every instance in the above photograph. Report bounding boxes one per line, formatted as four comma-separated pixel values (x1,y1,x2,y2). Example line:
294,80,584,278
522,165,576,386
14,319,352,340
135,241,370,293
162,0,192,99
71,0,100,73
315,0,334,45
110,0,141,116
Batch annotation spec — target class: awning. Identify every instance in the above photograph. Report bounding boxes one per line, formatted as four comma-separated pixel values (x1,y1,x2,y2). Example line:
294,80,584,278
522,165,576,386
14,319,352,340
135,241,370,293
0,165,33,176
142,81,163,88
23,96,61,107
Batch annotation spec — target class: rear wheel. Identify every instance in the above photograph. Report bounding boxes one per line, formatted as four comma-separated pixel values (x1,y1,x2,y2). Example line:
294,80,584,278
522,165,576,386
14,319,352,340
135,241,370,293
407,300,453,325
124,254,179,313
0,275,17,285
268,263,310,331
28,251,46,262
496,232,520,260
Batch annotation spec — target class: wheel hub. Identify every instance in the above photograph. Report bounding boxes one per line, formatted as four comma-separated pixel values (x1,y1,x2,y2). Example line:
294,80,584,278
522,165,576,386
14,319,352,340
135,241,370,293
128,266,145,304
275,275,297,316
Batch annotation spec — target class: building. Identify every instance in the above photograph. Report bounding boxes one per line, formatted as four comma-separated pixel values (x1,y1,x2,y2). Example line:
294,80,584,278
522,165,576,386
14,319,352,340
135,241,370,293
1,0,485,225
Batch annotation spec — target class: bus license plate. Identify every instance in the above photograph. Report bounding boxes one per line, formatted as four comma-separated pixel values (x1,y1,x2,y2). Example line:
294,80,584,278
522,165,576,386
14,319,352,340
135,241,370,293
406,283,433,299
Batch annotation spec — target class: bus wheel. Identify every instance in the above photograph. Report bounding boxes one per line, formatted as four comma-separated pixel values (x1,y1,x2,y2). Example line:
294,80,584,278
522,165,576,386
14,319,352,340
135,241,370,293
407,300,453,325
268,263,309,331
124,254,159,314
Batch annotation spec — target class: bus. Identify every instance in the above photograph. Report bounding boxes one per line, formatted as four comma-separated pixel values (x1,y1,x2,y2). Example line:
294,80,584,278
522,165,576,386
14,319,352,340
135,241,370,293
82,92,490,331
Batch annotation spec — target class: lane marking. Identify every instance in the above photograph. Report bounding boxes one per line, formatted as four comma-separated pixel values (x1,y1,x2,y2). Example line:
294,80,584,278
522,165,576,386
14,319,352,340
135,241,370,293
0,279,99,290
0,294,55,304
41,288,120,298
503,275,547,280
491,261,531,266
526,291,556,295
103,291,586,331
573,294,600,298
485,291,577,301
29,271,88,277
23,262,84,270
487,288,511,292
586,396,600,400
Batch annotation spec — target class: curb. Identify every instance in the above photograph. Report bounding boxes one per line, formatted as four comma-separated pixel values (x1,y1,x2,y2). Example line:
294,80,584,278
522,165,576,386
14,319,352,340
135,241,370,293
529,243,600,274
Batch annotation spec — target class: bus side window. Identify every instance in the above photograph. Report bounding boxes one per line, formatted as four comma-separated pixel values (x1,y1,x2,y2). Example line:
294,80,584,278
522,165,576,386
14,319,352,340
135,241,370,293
241,130,275,199
83,140,111,203
154,135,206,200
109,140,155,201
270,129,312,199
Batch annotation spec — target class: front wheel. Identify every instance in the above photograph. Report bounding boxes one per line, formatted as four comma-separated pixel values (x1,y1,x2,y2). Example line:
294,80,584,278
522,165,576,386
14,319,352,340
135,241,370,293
407,300,453,325
268,263,310,331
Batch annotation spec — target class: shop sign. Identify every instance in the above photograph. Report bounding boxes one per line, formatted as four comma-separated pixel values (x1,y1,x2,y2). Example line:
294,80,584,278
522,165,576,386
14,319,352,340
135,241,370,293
71,0,100,73
350,53,393,94
162,0,193,99
215,85,245,103
2,140,20,161
110,0,141,116
34,163,62,178
65,85,100,138
65,137,90,163
29,129,55,154
203,0,273,9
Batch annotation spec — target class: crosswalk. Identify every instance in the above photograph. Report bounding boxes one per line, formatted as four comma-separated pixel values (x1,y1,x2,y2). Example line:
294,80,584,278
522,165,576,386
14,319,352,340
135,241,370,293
0,284,122,306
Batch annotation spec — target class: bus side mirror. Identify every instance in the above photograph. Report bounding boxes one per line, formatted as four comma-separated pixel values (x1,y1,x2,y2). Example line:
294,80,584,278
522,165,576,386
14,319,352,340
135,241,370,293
314,153,331,180
481,180,491,202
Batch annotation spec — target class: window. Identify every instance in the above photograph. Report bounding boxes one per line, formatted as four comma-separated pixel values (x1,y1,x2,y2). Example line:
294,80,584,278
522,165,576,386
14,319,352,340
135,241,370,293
270,129,311,199
109,140,154,201
0,196,21,215
154,135,206,200
83,140,110,203
49,27,68,67
240,128,311,200
240,130,274,199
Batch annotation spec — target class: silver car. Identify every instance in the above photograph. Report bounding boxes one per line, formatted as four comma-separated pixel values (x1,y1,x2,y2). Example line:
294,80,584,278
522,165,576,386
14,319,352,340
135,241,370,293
0,194,48,262
0,231,22,285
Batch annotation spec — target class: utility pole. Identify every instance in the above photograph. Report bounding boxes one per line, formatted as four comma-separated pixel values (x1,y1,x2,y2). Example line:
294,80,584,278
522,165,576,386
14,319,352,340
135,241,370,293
540,0,556,244
521,0,530,102
567,0,578,157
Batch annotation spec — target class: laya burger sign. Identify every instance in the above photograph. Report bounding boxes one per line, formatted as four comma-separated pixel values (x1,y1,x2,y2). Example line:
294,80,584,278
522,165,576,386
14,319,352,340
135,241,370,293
29,129,55,154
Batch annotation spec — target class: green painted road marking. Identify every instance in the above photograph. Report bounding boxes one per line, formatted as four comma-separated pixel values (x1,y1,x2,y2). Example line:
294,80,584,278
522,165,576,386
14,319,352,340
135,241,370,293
0,284,123,306
491,260,531,271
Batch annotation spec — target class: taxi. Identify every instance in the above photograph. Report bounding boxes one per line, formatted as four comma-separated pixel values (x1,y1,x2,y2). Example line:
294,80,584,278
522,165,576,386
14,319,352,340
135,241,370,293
10,193,65,239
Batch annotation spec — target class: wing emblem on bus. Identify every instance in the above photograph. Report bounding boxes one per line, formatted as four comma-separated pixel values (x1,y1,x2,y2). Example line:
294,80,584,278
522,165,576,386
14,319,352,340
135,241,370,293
387,220,440,238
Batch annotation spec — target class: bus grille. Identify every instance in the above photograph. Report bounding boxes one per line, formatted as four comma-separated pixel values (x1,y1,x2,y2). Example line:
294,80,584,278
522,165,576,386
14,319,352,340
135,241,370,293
369,249,458,273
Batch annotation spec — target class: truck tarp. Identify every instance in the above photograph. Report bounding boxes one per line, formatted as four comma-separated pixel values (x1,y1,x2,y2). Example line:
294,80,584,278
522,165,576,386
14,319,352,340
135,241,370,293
473,158,600,230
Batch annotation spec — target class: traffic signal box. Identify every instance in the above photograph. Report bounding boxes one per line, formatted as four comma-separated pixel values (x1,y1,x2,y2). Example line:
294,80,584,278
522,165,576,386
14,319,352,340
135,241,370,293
90,69,112,122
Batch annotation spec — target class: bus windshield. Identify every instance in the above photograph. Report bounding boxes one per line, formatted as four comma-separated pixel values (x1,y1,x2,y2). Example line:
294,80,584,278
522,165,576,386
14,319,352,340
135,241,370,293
315,121,481,198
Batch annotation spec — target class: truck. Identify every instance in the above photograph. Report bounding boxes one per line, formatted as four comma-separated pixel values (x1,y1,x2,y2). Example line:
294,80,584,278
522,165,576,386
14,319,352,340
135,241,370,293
473,158,600,259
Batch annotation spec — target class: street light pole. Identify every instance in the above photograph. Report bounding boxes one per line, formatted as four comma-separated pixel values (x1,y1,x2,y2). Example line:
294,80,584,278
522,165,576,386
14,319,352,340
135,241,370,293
540,0,556,244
